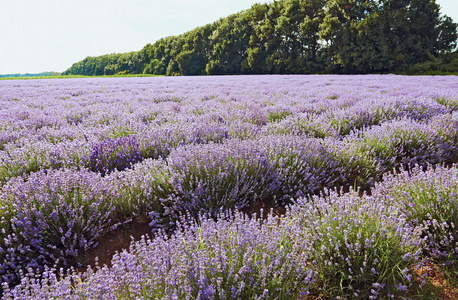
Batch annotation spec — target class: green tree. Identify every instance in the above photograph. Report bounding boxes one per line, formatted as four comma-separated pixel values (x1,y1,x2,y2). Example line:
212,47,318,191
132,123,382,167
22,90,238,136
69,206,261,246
62,0,457,76
319,0,388,73
206,13,253,75
176,50,206,75
166,59,180,76
245,3,270,73
436,15,458,53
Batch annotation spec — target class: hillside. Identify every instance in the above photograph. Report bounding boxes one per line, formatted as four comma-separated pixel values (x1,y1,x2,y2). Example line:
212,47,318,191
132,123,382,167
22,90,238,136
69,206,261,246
62,0,458,76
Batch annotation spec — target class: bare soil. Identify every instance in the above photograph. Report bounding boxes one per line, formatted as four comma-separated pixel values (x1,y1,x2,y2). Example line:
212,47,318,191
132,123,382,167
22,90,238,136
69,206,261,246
413,262,458,300
79,221,153,271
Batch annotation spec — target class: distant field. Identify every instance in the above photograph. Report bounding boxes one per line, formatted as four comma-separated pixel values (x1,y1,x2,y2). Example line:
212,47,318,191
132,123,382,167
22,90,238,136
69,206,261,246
1,75,458,299
0,74,163,80
1,72,458,81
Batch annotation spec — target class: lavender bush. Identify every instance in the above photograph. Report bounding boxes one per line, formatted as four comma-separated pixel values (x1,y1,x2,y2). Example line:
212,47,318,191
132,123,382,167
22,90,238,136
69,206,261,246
3,211,314,299
0,169,114,288
85,135,142,176
0,145,61,184
107,159,175,225
435,96,458,112
348,118,446,173
430,112,458,164
137,121,231,162
288,191,422,299
325,138,381,191
0,134,19,151
0,139,94,185
263,135,341,201
372,164,458,264
265,113,339,138
166,139,278,218
1,74,458,297
387,98,450,121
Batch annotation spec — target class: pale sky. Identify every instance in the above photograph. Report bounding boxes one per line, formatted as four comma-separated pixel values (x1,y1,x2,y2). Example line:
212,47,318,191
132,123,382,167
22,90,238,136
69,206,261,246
0,0,457,74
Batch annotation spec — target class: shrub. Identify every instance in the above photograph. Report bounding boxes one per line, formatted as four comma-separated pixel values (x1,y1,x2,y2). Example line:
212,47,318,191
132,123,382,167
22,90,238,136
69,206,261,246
0,144,66,185
138,123,230,162
0,169,114,289
167,139,278,219
326,138,381,192
372,165,458,264
435,96,458,112
266,109,291,123
107,159,175,226
349,118,445,173
86,135,142,176
288,192,422,299
327,108,377,136
264,136,342,202
265,113,338,139
430,112,458,164
3,211,314,299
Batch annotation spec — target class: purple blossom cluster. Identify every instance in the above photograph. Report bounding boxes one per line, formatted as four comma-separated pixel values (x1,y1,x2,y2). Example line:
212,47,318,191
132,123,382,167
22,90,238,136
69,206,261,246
372,164,458,263
3,211,315,299
1,75,458,297
288,190,423,299
85,135,142,176
0,169,114,288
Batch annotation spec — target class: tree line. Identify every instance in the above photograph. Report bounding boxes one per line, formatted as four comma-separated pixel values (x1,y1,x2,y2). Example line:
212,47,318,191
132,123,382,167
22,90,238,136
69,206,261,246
62,0,458,76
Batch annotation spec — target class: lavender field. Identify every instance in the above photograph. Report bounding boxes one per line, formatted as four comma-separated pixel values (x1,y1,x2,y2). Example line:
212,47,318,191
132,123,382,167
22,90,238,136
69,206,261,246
1,75,458,299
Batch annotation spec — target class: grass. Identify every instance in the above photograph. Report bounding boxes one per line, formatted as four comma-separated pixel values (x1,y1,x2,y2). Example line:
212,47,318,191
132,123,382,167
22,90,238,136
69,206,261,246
442,263,458,290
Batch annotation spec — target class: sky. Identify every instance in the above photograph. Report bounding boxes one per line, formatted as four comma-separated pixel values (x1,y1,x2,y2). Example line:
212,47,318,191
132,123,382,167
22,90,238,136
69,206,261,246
0,0,457,75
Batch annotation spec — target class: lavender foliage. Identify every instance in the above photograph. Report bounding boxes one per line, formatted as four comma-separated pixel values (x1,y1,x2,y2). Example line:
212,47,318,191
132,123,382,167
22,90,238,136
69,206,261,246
288,191,422,299
372,164,458,264
86,135,142,176
3,211,314,299
0,169,114,288
1,75,458,297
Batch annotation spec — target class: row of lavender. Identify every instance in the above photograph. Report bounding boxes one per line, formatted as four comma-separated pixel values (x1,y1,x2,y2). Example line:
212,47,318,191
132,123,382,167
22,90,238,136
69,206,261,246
4,165,458,299
1,75,458,298
1,75,457,183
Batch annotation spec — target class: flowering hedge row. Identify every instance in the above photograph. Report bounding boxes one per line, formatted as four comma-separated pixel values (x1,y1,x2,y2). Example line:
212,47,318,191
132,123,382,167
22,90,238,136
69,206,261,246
5,164,458,299
1,75,458,298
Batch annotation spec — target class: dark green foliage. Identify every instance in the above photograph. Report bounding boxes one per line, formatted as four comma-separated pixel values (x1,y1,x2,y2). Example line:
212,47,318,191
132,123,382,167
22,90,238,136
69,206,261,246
62,0,457,76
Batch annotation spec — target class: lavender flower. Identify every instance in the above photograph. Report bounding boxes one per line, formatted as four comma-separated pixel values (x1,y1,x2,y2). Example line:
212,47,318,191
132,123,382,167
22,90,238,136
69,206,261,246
371,164,458,263
1,74,458,297
0,169,114,289
287,191,421,299
85,135,142,176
